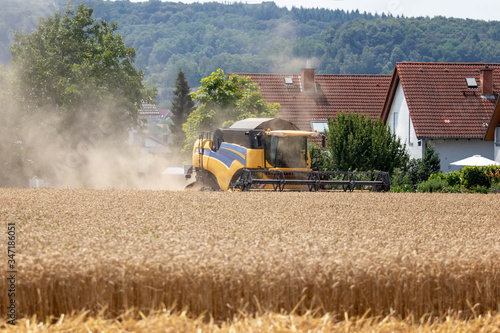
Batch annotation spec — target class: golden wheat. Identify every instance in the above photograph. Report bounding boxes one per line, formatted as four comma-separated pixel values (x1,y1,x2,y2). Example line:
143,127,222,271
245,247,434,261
0,189,499,322
2,311,500,332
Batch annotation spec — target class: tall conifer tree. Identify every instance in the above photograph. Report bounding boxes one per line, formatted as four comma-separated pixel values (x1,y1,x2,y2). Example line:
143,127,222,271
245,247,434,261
170,69,194,150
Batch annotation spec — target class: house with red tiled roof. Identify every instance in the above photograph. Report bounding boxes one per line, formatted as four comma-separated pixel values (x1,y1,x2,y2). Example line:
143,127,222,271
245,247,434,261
236,68,391,133
158,109,173,120
138,103,160,117
380,62,500,171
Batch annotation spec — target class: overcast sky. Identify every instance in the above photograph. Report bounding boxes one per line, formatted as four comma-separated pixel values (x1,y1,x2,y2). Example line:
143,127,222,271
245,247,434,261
129,0,500,21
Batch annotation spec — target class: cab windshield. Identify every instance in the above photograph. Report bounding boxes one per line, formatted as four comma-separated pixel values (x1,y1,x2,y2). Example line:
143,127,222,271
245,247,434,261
265,136,308,168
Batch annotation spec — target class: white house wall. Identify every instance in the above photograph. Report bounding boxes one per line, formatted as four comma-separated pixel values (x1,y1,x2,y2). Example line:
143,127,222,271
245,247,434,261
494,126,500,163
430,139,494,172
387,82,496,172
387,82,422,159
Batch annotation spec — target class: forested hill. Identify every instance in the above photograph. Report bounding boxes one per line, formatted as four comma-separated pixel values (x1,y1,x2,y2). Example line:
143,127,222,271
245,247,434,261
2,0,500,107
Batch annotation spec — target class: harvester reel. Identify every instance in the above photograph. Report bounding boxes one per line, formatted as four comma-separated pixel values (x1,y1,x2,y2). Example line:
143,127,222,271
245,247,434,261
307,171,321,191
343,173,352,192
272,171,286,192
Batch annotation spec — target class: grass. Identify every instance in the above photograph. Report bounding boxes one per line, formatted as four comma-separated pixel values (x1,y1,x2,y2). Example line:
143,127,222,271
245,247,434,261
0,189,499,328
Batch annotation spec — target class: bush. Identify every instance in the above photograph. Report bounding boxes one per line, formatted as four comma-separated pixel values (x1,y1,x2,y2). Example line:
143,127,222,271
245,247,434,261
429,171,462,187
441,185,464,193
428,172,446,180
485,167,500,185
489,182,500,194
470,185,488,194
391,184,415,193
444,170,462,187
390,167,411,188
426,167,500,193
408,145,441,186
462,166,490,189
308,142,330,171
417,178,448,193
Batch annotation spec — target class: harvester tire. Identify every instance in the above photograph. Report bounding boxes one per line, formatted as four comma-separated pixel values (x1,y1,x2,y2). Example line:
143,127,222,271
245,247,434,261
185,182,201,191
185,182,218,191
186,169,221,191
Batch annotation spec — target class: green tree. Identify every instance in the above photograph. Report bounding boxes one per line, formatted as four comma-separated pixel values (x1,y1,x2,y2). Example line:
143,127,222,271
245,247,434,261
9,2,156,184
326,111,408,172
182,68,279,154
408,144,441,186
308,142,330,171
10,3,155,141
422,144,441,175
169,69,194,151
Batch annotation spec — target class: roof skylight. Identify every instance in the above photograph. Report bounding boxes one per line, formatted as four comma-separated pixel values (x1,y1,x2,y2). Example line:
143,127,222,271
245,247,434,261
466,77,478,88
311,121,328,133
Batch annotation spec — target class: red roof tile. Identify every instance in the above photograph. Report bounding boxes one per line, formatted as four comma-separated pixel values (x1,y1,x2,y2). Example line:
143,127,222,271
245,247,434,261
485,102,500,141
381,62,500,139
139,103,159,116
235,72,391,131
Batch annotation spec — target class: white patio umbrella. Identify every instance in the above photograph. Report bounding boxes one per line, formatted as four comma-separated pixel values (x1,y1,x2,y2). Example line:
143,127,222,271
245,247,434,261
450,154,500,166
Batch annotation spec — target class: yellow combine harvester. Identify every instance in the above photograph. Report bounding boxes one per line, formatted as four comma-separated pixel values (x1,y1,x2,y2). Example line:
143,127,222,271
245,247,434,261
185,118,390,192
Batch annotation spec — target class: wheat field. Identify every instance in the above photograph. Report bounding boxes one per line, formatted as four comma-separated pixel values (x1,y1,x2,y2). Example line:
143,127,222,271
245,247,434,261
2,311,500,332
1,189,499,330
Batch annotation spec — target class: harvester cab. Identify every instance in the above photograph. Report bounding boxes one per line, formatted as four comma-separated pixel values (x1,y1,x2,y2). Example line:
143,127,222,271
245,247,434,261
265,130,311,169
185,118,390,192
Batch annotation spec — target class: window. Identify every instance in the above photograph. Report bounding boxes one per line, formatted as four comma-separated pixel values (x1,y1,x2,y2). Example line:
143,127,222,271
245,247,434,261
466,77,478,88
495,126,500,146
311,121,328,133
392,112,399,132
284,77,293,85
265,136,308,168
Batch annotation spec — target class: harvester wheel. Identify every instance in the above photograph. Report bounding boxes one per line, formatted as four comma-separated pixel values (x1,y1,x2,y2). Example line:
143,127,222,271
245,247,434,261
185,181,201,191
185,181,217,191
272,171,285,192
185,170,220,191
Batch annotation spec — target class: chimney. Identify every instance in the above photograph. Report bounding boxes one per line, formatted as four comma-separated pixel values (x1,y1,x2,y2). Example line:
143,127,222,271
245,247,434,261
301,68,315,92
480,66,493,95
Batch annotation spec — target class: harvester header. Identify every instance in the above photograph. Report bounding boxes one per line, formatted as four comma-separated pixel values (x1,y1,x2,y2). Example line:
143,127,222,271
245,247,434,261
185,118,390,192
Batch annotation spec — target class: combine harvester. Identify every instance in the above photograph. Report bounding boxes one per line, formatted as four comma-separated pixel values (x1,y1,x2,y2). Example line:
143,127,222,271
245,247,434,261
185,118,390,192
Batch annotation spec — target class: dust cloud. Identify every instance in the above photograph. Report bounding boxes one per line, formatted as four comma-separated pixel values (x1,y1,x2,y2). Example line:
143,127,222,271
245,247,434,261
0,75,191,190
269,55,319,74
266,21,320,74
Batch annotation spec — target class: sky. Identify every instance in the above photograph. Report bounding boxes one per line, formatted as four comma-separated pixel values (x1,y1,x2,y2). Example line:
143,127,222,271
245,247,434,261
128,0,500,21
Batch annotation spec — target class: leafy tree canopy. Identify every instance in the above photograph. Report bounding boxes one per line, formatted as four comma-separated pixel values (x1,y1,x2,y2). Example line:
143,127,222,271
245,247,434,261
3,0,500,109
326,111,408,172
6,2,156,186
10,2,156,143
182,69,279,154
408,144,441,186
